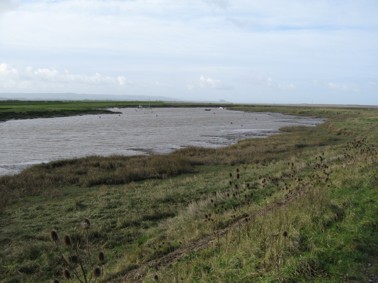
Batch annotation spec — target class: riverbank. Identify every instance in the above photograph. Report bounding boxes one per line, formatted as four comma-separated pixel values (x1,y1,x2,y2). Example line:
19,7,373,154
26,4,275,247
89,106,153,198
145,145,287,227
0,105,377,282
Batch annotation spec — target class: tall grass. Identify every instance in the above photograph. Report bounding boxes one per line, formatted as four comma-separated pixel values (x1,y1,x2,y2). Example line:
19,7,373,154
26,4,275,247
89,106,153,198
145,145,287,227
0,155,194,210
142,137,377,282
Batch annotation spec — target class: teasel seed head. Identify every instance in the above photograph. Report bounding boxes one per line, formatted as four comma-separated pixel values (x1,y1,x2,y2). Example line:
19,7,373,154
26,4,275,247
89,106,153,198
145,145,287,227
63,235,72,247
63,269,71,279
93,266,101,278
69,255,79,265
98,251,106,264
50,230,59,243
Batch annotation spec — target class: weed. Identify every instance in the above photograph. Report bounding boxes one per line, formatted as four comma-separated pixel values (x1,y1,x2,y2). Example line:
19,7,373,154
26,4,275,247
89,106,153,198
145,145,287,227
50,219,106,283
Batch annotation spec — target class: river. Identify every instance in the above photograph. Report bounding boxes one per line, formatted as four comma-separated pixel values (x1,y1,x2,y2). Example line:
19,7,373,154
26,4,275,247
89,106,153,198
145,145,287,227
0,107,323,176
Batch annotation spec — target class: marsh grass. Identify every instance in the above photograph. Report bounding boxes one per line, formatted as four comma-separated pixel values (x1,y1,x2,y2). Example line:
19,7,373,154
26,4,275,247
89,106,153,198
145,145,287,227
0,105,377,282
0,154,194,210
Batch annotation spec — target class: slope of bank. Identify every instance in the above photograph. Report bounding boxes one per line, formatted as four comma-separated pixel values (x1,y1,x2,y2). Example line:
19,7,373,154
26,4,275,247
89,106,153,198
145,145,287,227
0,105,377,282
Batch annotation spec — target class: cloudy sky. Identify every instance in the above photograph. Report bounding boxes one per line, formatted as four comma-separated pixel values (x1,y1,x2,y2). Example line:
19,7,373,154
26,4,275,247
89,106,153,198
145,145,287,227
0,0,377,105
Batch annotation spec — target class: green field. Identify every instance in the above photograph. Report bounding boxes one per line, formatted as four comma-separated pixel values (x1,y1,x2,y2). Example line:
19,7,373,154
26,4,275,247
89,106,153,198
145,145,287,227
0,103,377,282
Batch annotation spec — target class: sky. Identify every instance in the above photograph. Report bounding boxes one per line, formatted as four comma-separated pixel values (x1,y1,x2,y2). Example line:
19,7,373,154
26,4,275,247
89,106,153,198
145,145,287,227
0,0,377,105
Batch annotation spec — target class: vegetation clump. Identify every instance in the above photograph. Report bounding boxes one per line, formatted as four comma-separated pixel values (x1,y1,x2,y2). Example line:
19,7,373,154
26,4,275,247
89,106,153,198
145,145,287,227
50,218,106,283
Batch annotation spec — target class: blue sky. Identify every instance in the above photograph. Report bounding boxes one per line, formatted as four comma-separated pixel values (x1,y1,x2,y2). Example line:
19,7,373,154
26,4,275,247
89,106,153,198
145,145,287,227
0,0,377,105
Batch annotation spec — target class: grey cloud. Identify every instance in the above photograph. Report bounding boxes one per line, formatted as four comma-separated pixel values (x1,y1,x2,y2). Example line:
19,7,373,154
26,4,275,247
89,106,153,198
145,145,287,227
0,0,17,14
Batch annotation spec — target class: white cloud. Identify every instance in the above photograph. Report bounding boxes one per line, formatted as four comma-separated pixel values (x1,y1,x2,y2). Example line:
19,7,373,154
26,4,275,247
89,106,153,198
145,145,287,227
246,71,296,90
278,83,296,90
199,75,221,88
0,63,18,76
204,0,229,9
33,68,59,80
0,63,128,91
116,76,127,86
198,75,232,90
326,82,359,92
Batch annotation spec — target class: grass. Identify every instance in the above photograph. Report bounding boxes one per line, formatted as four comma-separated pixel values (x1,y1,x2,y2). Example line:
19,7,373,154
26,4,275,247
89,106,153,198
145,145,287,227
0,104,377,282
143,138,377,283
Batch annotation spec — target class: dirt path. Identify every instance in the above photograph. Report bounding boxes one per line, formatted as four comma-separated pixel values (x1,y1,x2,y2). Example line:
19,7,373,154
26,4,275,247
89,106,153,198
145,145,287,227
108,185,311,283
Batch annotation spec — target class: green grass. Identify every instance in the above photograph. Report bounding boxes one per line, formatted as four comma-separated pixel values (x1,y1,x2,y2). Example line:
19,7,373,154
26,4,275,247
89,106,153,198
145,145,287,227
0,104,377,282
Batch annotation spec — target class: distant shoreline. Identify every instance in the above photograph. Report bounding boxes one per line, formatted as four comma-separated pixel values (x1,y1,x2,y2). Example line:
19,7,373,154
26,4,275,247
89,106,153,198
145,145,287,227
0,100,234,122
1,100,376,123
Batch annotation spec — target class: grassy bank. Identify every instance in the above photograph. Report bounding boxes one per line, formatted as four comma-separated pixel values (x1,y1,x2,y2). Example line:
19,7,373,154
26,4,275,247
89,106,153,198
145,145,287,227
0,105,377,282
